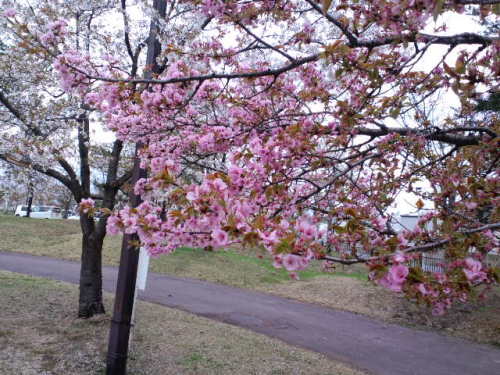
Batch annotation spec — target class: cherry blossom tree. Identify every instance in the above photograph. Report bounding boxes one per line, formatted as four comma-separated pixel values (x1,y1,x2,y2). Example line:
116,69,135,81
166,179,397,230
6,0,499,315
0,160,77,215
0,0,136,317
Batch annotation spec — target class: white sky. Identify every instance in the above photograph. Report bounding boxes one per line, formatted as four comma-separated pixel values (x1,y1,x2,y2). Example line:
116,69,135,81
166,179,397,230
391,11,486,215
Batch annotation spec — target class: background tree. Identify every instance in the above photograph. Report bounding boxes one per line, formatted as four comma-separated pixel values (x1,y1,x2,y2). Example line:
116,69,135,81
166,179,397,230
0,160,77,214
0,0,135,317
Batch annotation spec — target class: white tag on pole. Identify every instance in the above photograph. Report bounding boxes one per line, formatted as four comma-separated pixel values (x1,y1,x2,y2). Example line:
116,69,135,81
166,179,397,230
136,247,150,291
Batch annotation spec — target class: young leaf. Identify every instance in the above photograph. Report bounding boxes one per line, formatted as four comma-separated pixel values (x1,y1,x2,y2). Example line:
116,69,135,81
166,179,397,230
322,0,333,14
433,0,444,21
416,199,424,209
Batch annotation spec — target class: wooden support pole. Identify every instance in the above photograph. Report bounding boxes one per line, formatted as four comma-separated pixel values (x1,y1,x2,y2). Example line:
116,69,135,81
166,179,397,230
105,1,166,374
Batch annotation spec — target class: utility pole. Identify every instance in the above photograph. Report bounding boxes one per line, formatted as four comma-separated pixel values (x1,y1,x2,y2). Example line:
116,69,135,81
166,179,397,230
106,1,166,374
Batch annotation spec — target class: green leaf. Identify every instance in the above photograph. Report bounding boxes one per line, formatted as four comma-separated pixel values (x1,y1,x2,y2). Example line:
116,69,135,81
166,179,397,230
433,0,444,21
322,0,333,14
389,107,401,119
455,57,465,75
274,233,295,254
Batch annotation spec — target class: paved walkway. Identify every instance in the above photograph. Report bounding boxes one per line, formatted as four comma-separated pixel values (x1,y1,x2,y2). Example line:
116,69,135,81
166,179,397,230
1,251,499,375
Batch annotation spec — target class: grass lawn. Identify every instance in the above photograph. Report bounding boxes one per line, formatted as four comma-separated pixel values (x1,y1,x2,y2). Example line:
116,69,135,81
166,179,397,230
1,214,499,346
0,214,366,289
0,270,364,375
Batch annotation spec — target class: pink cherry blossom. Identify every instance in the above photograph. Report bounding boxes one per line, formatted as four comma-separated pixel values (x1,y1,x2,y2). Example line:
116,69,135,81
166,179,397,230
378,265,409,292
463,258,487,283
211,228,229,247
3,8,16,17
273,254,283,269
79,198,95,214
392,251,406,264
186,190,199,202
282,254,308,272
464,201,478,210
416,283,428,296
106,216,122,235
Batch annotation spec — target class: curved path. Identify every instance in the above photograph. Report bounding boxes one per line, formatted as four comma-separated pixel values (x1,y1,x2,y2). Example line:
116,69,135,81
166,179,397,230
1,251,499,375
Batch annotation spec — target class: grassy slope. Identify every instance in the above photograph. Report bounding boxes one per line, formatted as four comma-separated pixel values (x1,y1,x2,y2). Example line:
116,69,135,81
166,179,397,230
0,270,363,375
0,214,366,290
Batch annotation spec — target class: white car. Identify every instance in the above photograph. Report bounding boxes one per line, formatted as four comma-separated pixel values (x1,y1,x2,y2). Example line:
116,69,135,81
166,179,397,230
15,205,63,219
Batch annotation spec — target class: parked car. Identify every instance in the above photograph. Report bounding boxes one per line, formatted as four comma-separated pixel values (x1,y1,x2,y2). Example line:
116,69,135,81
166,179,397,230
14,205,63,219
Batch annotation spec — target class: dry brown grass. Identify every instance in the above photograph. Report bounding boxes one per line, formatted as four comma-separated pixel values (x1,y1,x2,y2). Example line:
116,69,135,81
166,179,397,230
0,271,365,375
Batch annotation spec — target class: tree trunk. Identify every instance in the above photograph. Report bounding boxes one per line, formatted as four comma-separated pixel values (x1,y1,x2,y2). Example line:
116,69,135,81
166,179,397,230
78,214,105,318
62,196,72,219
25,181,33,217
25,194,33,217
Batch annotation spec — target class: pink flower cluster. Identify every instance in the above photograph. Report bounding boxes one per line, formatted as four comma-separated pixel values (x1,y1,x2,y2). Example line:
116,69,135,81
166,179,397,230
40,19,68,47
274,253,310,272
462,258,487,283
54,50,92,94
3,8,16,17
79,198,95,214
211,228,229,247
377,264,409,292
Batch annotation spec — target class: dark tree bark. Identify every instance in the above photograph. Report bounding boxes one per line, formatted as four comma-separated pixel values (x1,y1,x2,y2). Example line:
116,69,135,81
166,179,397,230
62,200,71,219
25,179,33,217
75,111,107,318
78,214,105,317
25,195,33,217
76,136,130,317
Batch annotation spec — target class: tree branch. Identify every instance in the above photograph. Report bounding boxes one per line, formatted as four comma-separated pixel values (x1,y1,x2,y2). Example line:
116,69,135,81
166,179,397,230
114,169,133,188
356,126,489,147
67,53,322,85
77,112,91,196
235,21,295,62
0,153,74,192
455,0,500,4
417,32,494,46
0,90,26,123
323,222,500,265
303,0,495,48
120,0,134,62
66,25,495,86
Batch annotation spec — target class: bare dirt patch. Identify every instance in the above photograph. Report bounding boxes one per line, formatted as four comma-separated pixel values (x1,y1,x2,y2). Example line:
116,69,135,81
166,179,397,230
0,271,365,375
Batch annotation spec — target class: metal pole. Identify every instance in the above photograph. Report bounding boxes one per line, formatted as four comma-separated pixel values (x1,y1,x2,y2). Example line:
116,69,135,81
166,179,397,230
105,1,166,374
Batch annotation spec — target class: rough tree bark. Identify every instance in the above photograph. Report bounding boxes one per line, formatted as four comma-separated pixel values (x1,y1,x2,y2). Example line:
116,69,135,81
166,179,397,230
76,111,107,317
77,132,127,318
25,179,33,218
78,214,105,317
